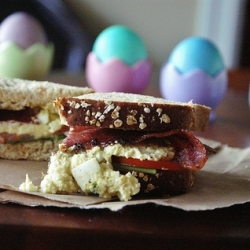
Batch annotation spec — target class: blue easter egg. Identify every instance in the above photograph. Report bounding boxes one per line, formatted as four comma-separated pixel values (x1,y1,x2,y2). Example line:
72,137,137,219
168,37,224,77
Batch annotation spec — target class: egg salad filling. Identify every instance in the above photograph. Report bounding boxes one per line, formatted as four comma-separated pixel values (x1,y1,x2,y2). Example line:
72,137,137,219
19,143,174,201
0,103,64,143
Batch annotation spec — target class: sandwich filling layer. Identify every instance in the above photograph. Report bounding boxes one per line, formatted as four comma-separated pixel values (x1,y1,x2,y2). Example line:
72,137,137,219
0,103,67,143
33,126,208,201
60,126,208,170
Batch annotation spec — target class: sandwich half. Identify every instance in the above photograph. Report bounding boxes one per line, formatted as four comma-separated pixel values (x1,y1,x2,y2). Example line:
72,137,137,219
38,92,211,201
0,77,93,160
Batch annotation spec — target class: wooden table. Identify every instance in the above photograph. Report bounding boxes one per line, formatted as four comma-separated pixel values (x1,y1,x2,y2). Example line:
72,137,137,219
1,70,250,249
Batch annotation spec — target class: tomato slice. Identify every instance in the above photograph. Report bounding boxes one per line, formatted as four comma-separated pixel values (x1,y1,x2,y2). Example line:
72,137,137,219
112,156,185,171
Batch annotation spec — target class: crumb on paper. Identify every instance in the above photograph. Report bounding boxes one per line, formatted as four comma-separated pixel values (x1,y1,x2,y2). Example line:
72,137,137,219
19,174,39,192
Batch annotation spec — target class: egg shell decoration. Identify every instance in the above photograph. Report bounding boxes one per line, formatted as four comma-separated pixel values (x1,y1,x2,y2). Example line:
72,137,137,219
0,12,54,80
160,37,228,121
86,25,152,93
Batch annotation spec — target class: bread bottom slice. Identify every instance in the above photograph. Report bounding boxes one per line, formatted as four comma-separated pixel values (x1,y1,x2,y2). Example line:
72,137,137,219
0,139,63,161
120,168,195,197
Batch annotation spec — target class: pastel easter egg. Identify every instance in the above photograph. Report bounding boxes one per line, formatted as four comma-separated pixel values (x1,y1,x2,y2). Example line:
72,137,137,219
168,37,225,77
86,25,151,93
0,12,53,80
160,37,227,121
0,11,47,48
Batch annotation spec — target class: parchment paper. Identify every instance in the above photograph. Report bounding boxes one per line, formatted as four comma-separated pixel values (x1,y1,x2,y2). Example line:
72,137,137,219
0,138,250,211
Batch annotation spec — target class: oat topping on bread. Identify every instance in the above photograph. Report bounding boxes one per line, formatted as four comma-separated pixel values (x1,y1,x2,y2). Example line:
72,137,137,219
55,92,211,132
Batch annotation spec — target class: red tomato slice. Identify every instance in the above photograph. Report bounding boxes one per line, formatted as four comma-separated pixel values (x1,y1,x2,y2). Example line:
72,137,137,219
112,156,185,171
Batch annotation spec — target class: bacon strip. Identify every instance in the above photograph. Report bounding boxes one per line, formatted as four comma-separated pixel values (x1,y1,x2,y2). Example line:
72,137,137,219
62,126,208,170
0,133,34,144
0,108,37,123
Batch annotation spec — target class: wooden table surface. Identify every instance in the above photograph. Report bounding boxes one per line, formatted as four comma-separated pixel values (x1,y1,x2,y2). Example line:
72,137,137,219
1,70,250,249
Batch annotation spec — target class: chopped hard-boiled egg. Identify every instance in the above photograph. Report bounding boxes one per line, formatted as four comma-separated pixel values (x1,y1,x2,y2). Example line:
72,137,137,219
72,158,101,192
37,108,49,124
71,158,140,201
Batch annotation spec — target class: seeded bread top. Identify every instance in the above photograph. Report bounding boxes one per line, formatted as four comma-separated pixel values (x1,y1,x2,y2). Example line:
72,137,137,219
0,77,94,110
55,92,211,132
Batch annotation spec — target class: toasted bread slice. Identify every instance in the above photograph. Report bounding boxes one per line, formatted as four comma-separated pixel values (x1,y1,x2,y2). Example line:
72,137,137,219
55,92,211,132
0,77,93,110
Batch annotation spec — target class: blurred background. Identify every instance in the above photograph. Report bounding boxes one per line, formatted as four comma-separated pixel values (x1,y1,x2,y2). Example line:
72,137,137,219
0,0,249,76
64,0,246,71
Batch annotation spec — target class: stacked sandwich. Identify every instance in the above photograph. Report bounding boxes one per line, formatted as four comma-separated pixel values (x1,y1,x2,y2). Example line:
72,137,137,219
0,77,93,160
38,92,211,201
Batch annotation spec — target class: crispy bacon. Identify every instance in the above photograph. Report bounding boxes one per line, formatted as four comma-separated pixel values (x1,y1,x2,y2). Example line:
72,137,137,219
0,133,34,143
0,108,37,123
62,126,208,170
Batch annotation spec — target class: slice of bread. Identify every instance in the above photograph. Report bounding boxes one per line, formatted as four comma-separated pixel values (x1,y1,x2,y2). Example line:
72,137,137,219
0,139,62,161
56,92,211,132
0,77,94,110
119,168,195,197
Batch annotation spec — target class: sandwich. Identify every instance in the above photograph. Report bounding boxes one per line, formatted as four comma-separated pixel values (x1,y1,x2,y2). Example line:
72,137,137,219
37,92,211,201
0,77,93,161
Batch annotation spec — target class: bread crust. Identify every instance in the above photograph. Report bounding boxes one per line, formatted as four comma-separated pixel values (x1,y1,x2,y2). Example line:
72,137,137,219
0,77,93,110
56,92,210,132
0,139,62,161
